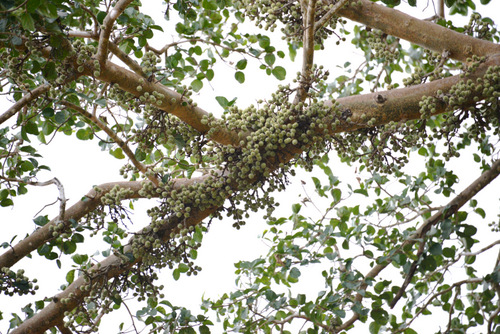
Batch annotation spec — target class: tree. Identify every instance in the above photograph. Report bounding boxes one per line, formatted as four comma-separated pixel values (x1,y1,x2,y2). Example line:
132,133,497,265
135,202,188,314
0,0,499,332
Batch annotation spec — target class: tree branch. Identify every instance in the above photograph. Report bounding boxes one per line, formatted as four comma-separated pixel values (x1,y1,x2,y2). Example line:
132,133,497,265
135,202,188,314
0,84,51,125
337,0,500,62
96,61,242,146
295,0,317,103
394,278,483,333
0,172,213,271
314,0,349,32
461,239,500,257
0,176,66,222
96,0,134,65
0,181,142,270
327,54,500,133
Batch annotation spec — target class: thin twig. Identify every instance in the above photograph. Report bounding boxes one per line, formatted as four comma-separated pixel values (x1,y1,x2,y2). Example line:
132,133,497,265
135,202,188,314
0,176,66,222
394,278,482,333
389,237,427,308
0,0,28,13
461,239,500,257
314,0,350,32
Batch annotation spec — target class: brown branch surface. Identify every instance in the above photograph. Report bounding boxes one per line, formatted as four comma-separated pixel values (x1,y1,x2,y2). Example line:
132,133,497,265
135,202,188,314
295,0,317,103
97,0,134,65
337,0,500,62
327,54,500,132
95,61,242,146
0,84,51,125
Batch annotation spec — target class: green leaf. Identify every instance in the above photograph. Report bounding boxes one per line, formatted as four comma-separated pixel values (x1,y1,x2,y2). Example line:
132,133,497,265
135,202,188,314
429,243,442,256
97,11,107,24
236,59,247,70
199,325,211,334
72,254,88,265
178,263,189,273
215,96,229,108
19,13,35,31
202,0,218,10
258,35,270,48
33,215,49,226
369,321,381,334
272,66,286,80
191,79,203,92
332,188,341,202
288,43,298,61
1,198,14,207
110,148,125,159
62,241,77,254
26,0,41,13
66,269,75,284
20,161,34,171
206,69,214,81
173,269,180,280
42,62,57,81
24,121,38,135
234,71,245,84
289,267,301,280
264,53,276,66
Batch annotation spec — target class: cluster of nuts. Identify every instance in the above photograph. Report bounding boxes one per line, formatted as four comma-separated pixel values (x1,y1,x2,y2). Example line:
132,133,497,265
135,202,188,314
232,0,347,46
0,268,39,296
366,30,401,63
464,12,498,41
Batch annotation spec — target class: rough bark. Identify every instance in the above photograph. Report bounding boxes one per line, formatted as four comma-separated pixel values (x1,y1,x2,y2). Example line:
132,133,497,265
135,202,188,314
338,0,500,62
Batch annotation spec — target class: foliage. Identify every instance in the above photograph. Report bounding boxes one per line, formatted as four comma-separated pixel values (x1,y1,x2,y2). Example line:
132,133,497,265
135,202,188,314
0,0,499,333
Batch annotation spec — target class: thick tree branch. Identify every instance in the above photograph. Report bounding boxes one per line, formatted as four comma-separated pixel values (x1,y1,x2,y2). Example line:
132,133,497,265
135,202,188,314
95,61,242,146
0,172,213,271
327,54,500,132
96,0,134,65
0,181,143,269
337,0,500,62
0,84,51,125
